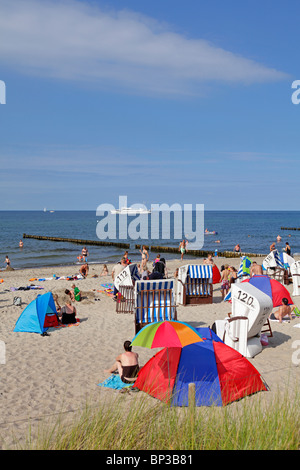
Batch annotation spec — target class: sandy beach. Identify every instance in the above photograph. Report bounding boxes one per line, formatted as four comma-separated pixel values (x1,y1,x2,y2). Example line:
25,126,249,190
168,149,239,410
0,256,299,449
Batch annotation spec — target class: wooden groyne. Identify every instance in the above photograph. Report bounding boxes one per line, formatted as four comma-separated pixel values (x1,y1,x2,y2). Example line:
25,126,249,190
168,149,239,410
135,244,265,258
281,227,300,231
23,234,130,249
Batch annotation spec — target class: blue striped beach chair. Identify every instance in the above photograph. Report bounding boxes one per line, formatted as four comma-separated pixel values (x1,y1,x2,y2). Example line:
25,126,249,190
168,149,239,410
134,279,177,333
263,250,285,284
177,265,213,305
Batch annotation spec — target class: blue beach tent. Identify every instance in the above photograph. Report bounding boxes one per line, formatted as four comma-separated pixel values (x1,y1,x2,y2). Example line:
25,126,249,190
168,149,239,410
14,292,57,334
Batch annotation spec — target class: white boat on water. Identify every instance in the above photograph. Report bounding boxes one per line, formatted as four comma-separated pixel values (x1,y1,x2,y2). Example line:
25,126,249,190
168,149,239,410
110,206,151,215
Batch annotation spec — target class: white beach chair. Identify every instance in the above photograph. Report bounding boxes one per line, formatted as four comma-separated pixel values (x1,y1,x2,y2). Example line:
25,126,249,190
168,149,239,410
263,250,287,284
134,279,177,333
291,261,300,296
114,264,140,314
177,264,213,305
214,283,273,358
263,249,284,270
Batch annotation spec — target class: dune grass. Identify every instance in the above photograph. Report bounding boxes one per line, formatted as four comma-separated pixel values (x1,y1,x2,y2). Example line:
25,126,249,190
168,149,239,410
19,388,300,451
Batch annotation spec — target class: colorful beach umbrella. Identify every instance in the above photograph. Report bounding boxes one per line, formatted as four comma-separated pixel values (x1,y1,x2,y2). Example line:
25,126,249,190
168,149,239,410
134,327,268,406
241,275,293,307
131,320,204,349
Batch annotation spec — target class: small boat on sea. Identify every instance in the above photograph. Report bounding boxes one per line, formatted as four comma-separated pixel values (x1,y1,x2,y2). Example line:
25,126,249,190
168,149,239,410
110,207,151,215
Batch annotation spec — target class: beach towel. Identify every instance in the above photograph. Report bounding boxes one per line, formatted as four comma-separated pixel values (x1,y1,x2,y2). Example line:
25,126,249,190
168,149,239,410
52,319,81,329
98,283,115,297
97,374,133,390
269,313,292,322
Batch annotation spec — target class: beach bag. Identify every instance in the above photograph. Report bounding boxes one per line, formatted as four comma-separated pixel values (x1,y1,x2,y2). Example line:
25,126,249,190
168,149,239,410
13,296,22,306
44,314,59,328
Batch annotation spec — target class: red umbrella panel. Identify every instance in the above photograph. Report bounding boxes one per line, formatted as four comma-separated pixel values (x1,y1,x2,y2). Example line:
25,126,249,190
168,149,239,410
241,275,293,307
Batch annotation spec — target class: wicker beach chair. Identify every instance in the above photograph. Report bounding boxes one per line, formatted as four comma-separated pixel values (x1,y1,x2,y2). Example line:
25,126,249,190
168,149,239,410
114,264,140,314
213,282,273,358
177,264,213,305
134,279,177,333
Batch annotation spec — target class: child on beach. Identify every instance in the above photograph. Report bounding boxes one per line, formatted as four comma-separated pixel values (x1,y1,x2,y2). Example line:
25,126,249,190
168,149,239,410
71,284,81,302
100,264,109,276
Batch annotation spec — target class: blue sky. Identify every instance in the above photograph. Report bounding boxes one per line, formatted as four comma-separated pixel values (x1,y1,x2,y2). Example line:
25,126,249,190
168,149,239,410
0,0,299,210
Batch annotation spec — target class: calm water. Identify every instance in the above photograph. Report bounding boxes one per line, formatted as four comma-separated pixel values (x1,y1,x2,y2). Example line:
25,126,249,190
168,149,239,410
0,210,300,269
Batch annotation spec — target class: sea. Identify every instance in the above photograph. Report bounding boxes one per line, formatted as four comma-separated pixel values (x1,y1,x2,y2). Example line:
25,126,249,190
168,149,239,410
1,210,300,270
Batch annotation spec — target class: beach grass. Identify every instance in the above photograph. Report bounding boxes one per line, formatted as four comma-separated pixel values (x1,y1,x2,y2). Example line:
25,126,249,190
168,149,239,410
18,388,300,451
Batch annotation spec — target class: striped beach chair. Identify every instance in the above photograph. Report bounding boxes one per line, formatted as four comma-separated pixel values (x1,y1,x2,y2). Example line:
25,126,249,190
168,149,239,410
115,264,140,314
134,279,177,333
177,265,213,305
263,250,286,284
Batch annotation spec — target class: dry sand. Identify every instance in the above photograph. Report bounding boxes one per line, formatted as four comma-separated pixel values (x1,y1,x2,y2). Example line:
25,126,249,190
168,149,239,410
0,256,299,449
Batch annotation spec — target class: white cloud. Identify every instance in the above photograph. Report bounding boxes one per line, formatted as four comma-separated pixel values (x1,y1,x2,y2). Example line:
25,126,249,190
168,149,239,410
0,0,288,96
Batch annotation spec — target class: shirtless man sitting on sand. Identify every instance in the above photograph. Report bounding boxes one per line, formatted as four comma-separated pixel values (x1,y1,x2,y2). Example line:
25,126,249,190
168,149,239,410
250,261,263,276
105,341,139,384
270,298,295,323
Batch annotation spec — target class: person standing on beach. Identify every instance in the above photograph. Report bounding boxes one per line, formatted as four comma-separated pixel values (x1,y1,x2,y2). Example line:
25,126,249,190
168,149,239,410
179,240,188,261
81,246,89,262
5,256,10,268
284,242,291,255
270,242,276,252
140,245,149,272
220,264,230,299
